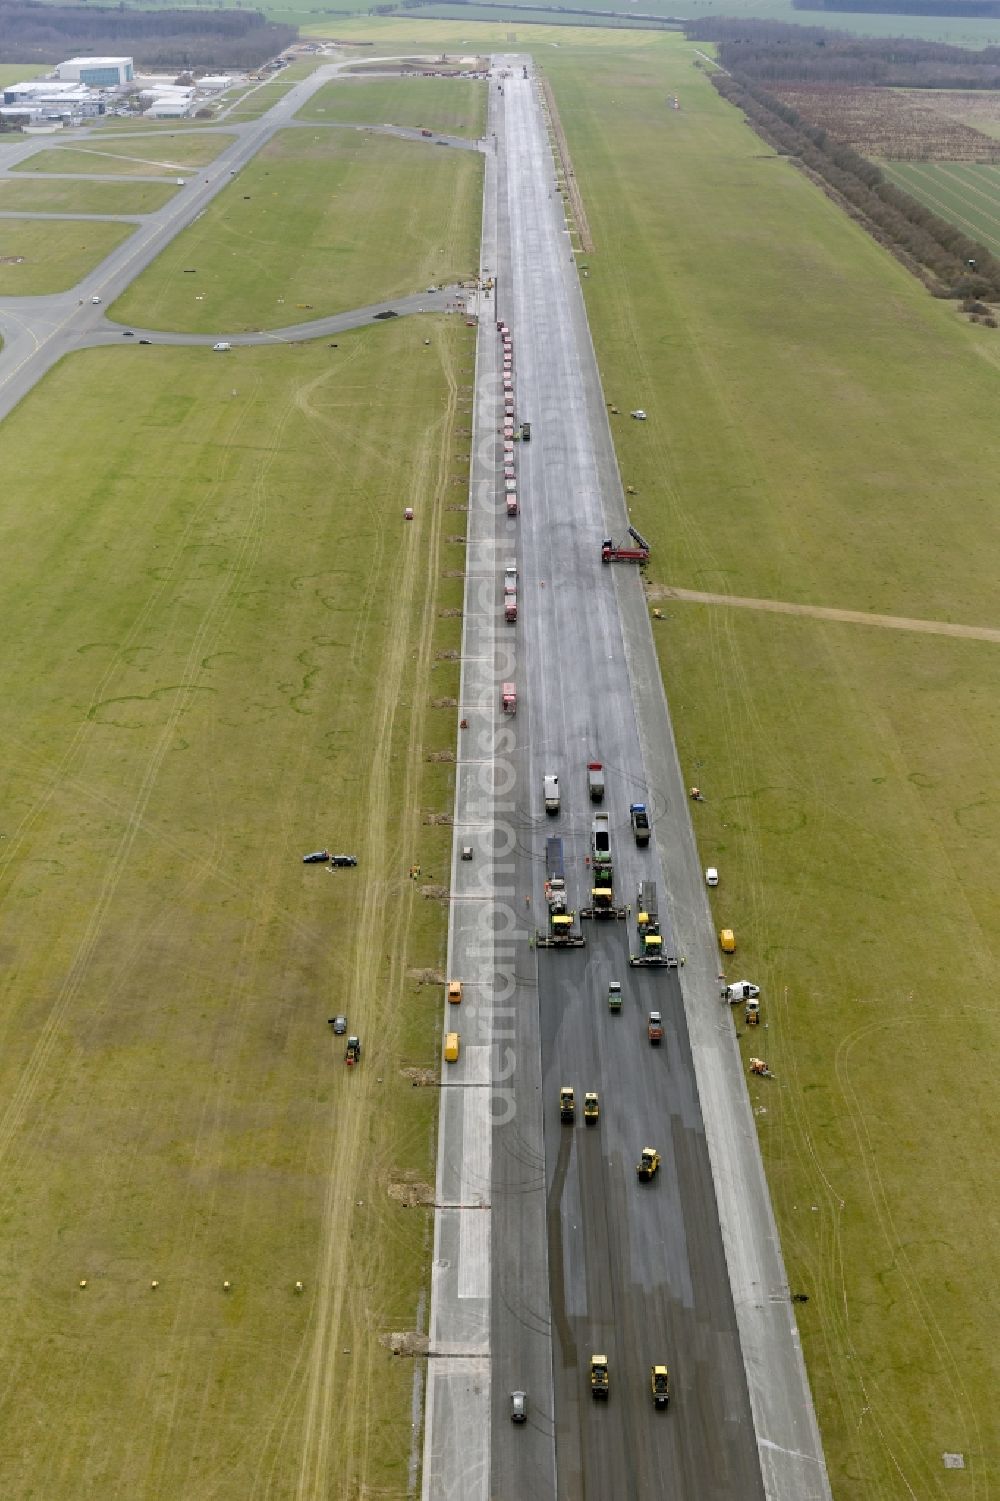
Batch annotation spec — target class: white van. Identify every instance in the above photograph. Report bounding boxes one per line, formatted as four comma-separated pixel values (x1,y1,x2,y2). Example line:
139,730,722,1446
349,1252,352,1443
543,774,559,815
213,341,232,352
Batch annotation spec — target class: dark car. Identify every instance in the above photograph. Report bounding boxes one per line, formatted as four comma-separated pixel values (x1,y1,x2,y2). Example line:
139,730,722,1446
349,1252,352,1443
303,849,330,864
123,330,134,337
330,854,358,867
373,310,398,320
510,1391,527,1424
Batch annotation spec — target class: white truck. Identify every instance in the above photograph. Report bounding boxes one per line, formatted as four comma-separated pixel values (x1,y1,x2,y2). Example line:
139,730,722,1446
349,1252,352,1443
543,774,560,815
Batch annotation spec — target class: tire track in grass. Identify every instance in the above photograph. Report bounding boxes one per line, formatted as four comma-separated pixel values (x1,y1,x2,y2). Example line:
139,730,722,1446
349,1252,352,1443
136,381,309,1501
291,335,457,1499
341,330,459,1492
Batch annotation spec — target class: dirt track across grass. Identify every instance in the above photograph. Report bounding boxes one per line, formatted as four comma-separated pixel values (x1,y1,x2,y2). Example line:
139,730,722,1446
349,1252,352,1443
651,585,1000,643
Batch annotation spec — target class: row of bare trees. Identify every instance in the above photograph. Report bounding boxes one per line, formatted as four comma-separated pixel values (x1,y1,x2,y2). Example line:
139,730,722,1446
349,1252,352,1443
712,71,1000,299
687,18,1000,87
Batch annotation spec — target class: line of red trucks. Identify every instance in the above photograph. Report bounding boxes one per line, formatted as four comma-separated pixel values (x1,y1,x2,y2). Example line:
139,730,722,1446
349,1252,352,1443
498,319,519,522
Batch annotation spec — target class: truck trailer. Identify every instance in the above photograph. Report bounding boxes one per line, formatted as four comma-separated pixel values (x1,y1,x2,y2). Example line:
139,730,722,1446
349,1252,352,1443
629,879,677,966
536,836,585,948
581,814,625,919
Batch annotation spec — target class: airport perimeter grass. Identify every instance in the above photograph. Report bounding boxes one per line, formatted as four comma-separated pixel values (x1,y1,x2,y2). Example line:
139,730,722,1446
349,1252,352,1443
883,159,1000,256
13,132,235,178
548,34,1000,1499
0,63,50,87
0,177,176,215
297,75,486,136
0,316,472,1499
0,217,135,293
113,127,482,333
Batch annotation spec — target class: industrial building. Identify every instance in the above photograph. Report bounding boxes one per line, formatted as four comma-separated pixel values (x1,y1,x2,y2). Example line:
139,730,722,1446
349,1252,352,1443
56,57,134,88
1,79,104,125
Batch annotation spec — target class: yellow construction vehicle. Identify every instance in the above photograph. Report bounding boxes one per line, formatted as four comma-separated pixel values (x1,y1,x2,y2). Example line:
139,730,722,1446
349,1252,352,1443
636,1146,661,1182
559,1086,575,1123
651,1365,670,1408
590,1354,609,1399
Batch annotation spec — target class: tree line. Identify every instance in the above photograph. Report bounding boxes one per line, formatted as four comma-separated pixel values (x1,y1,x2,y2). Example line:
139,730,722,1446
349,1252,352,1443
797,0,1000,18
686,17,1000,87
0,3,296,69
708,70,1000,301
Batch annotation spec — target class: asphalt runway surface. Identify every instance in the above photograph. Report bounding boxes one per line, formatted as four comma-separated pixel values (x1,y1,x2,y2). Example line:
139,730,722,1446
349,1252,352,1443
483,64,768,1501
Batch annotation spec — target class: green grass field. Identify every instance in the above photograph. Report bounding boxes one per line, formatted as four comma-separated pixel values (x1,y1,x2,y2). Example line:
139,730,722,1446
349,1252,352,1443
113,127,482,332
546,32,1000,1499
0,63,52,86
0,177,177,215
883,159,1000,254
13,133,235,178
300,15,659,47
304,0,1000,43
297,75,486,136
0,218,135,293
0,316,472,1498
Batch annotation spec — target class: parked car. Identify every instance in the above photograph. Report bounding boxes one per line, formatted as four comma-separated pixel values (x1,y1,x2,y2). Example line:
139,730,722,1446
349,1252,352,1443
330,1015,347,1035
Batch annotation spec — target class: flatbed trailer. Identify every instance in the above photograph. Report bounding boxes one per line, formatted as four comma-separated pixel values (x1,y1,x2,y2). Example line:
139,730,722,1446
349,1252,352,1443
628,879,678,966
536,836,586,948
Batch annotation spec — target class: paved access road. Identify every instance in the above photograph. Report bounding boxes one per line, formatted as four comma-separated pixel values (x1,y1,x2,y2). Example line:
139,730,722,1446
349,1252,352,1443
0,69,480,424
422,58,832,1501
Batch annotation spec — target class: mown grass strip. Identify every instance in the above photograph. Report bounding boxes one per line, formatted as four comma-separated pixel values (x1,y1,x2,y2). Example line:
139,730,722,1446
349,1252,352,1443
113,127,482,332
12,133,235,178
297,76,486,137
0,217,135,292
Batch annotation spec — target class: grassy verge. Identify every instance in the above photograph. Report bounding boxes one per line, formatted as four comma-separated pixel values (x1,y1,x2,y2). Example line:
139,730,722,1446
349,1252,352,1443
0,177,177,215
0,316,474,1498
13,133,235,178
113,127,482,332
0,218,135,292
547,33,1000,1499
297,76,486,136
